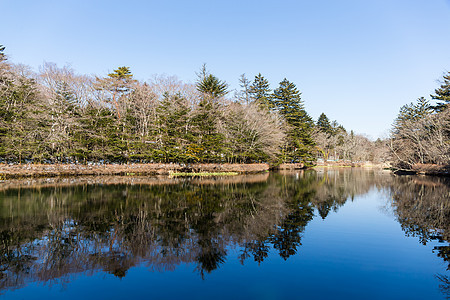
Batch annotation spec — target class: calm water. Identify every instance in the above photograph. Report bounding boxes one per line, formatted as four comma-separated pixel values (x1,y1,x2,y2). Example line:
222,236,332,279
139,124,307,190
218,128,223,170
0,169,449,299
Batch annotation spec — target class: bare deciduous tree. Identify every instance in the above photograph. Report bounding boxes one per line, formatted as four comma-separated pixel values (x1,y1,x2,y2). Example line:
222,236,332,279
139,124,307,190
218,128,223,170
222,103,285,162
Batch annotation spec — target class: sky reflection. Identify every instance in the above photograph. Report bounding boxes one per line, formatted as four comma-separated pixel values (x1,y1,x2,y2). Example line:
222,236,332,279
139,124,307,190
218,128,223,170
0,169,448,299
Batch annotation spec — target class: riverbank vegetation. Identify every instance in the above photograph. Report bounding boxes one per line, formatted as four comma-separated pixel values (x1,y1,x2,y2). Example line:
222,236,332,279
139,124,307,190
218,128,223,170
389,72,450,173
0,45,385,167
2,43,449,173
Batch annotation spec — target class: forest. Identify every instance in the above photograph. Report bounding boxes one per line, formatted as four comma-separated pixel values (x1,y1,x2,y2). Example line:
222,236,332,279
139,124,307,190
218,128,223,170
0,44,449,170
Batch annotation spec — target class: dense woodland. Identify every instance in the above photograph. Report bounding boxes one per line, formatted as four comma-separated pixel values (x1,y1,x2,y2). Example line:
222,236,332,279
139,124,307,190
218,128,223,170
0,45,387,165
1,44,449,169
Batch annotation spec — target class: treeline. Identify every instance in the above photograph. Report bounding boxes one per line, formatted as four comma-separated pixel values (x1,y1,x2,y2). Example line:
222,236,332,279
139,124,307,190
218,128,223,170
0,45,386,165
313,113,388,163
0,46,295,164
390,72,450,169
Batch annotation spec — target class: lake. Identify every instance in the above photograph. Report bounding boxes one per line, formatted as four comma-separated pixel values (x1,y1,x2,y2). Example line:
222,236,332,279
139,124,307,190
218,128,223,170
0,169,449,299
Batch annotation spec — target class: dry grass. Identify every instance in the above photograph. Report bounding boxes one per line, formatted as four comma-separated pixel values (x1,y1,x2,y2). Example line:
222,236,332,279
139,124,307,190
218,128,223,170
0,163,270,179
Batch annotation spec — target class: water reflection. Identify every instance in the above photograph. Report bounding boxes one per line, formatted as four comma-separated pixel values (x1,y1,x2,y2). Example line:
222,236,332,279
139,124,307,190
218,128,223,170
389,176,450,269
388,175,450,298
0,169,449,296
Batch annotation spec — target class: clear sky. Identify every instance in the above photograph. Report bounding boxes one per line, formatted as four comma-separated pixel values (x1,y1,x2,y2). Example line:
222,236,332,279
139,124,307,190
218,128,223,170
2,0,450,139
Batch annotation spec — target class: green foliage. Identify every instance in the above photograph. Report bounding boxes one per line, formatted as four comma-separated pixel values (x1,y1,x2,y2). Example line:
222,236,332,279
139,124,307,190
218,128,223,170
272,79,315,163
0,64,43,163
196,74,228,98
431,71,450,111
250,73,272,108
393,97,434,132
189,99,224,162
156,93,191,162
0,46,323,165
108,66,133,80
317,113,332,134
390,95,449,168
196,65,228,99
0,44,5,62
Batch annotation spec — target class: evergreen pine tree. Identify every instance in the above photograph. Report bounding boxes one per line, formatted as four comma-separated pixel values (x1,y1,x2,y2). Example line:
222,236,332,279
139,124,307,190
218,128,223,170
196,65,228,99
156,93,191,162
431,71,450,111
316,113,332,135
74,106,119,162
50,81,80,162
189,99,224,162
0,45,5,62
97,66,135,121
392,97,433,134
250,73,272,108
0,74,41,163
272,78,315,163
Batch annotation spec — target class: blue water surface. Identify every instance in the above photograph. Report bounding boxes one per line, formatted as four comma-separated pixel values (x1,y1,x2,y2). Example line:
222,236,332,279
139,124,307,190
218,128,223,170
0,170,448,299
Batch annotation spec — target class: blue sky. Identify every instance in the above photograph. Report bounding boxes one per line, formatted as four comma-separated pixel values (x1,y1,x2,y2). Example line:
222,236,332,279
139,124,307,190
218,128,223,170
2,0,450,138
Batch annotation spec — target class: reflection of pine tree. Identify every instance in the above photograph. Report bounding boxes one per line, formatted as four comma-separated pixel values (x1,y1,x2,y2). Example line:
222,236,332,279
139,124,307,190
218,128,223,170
270,210,307,260
252,240,270,264
317,200,333,219
239,239,269,265
100,252,130,278
435,274,450,298
434,245,450,271
195,238,226,279
267,172,316,259
0,170,396,287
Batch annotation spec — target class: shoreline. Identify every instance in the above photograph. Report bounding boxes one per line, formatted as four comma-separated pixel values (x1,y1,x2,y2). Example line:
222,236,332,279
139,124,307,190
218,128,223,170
0,163,271,179
0,173,271,191
0,162,399,180
3,162,447,179
393,163,450,177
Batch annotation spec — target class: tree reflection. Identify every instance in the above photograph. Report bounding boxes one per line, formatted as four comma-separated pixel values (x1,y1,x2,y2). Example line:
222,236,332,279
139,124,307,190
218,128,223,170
389,176,450,271
436,274,450,299
239,239,269,265
195,238,226,279
387,175,450,299
0,169,448,297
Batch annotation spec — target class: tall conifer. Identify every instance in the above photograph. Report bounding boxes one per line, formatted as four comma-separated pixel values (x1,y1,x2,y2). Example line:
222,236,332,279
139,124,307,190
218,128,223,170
272,79,315,163
250,73,272,108
316,113,332,135
431,71,450,111
156,93,191,162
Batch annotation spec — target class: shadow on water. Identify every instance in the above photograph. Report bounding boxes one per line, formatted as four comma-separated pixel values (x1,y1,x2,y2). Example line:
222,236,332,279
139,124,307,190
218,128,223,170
0,169,449,297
